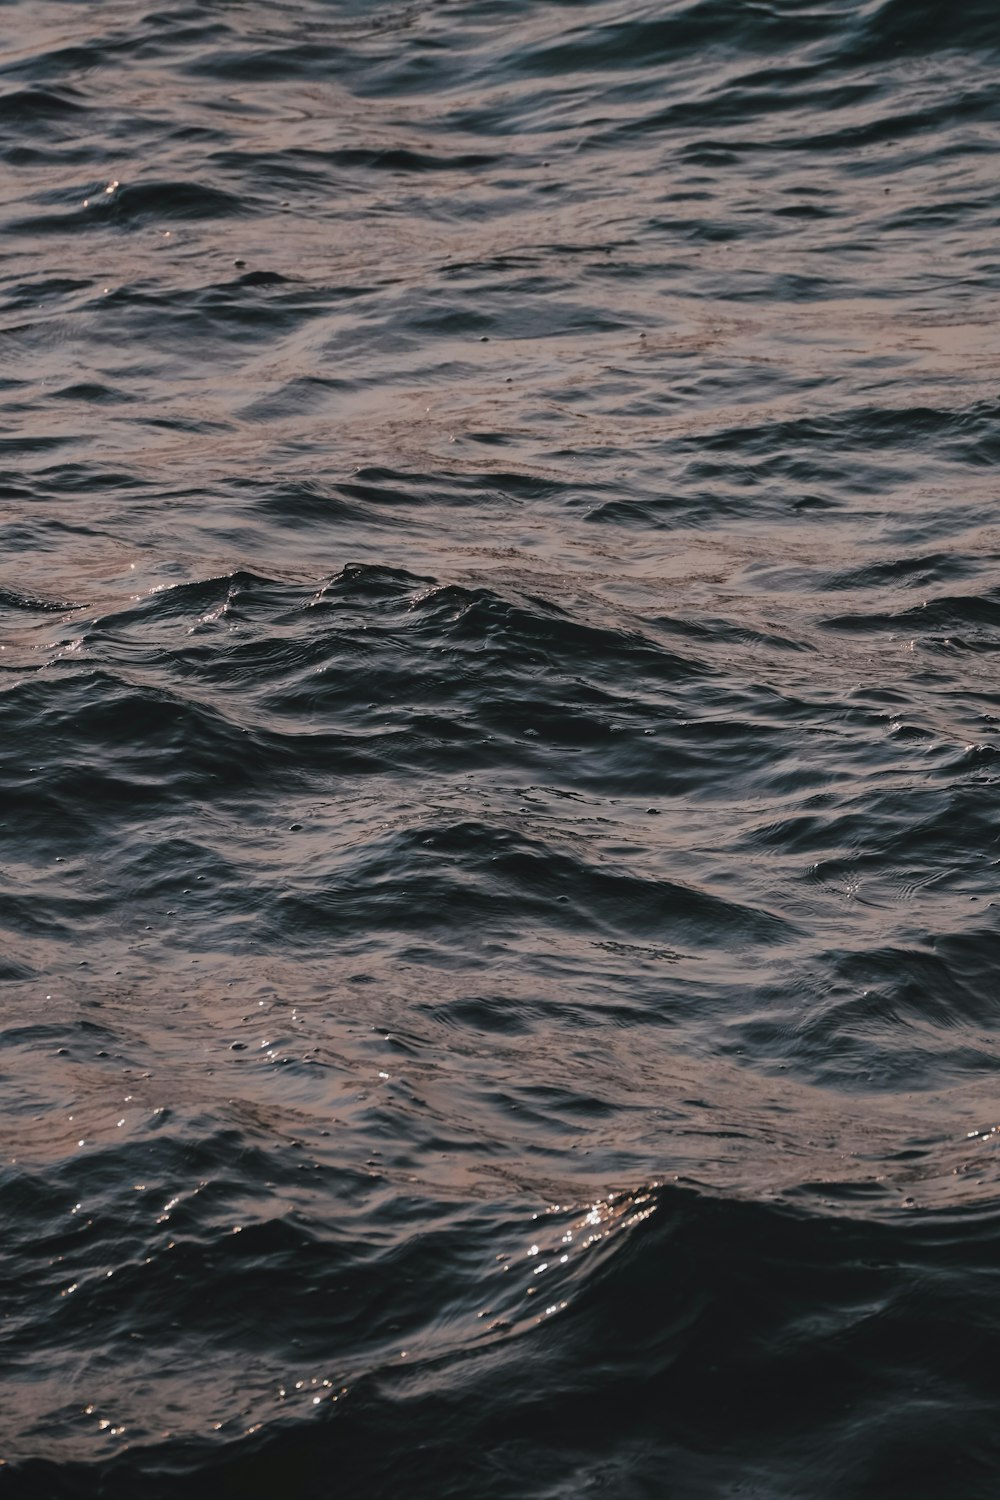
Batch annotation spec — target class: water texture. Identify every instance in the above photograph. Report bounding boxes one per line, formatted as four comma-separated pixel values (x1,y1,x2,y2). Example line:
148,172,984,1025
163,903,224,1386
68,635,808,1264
2,0,1000,1494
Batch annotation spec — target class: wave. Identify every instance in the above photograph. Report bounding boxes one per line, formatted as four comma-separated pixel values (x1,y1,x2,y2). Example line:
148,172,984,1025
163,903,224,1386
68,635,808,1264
6,1179,1000,1498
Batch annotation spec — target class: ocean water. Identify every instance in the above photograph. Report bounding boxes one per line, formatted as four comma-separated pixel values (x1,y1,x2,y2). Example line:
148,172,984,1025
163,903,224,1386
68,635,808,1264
2,0,1000,1494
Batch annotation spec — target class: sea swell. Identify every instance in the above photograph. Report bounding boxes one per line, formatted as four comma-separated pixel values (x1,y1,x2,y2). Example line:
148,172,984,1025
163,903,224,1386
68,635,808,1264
3,0,1000,1493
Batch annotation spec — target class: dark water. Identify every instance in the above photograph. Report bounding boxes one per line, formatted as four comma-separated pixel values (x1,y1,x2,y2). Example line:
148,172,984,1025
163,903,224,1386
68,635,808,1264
3,0,1000,1494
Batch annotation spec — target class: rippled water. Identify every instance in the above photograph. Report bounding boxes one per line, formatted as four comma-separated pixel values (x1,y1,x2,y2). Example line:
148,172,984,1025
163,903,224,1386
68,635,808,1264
3,1,1000,1494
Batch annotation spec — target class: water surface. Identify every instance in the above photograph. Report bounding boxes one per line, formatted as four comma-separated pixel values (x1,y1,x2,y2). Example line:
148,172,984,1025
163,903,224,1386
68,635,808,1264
3,1,1000,1495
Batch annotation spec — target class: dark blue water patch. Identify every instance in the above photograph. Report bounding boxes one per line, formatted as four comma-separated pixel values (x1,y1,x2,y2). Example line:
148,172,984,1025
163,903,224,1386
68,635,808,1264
821,590,1000,643
107,179,253,224
220,145,504,178
6,179,253,238
230,269,293,288
0,585,81,614
408,582,699,679
844,0,1000,62
334,467,600,513
25,463,140,496
271,817,798,951
70,569,705,742
181,20,422,87
0,86,89,123
50,380,133,405
822,552,984,593
0,666,361,825
243,478,391,530
68,279,364,363
0,955,36,981
735,942,1000,1091
0,431,74,457
436,1,835,87
0,277,96,319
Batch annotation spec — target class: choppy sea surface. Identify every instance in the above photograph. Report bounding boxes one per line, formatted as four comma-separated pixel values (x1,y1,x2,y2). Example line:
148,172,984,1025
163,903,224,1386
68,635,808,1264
2,1,1000,1494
